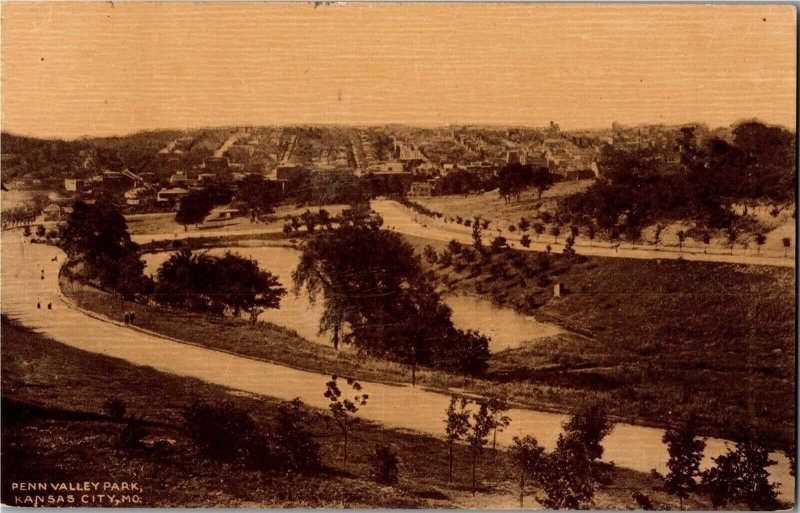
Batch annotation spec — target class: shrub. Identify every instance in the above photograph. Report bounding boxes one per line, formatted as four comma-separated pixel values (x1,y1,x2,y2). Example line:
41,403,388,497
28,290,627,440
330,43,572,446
183,400,257,462
119,417,147,450
372,443,400,485
104,397,127,420
271,398,321,473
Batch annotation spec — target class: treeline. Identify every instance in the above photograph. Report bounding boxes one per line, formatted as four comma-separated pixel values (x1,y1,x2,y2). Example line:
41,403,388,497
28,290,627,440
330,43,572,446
561,122,796,235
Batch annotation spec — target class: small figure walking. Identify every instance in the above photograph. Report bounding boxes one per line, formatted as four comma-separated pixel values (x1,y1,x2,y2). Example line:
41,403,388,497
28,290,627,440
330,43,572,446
129,311,136,325
36,301,41,309
124,312,130,325
47,302,52,310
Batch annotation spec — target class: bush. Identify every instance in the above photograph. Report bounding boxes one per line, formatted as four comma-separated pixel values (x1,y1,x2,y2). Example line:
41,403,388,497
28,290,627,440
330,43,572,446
119,417,147,450
104,397,127,420
271,398,321,473
183,400,257,462
372,443,400,485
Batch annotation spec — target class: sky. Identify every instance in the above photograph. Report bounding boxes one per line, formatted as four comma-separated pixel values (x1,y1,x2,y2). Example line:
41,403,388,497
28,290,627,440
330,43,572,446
1,3,796,139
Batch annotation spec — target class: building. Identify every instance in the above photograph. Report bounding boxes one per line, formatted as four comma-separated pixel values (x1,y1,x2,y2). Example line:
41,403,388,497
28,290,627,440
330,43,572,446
42,203,62,222
64,178,85,193
206,208,241,221
124,187,150,206
156,187,189,203
408,181,435,197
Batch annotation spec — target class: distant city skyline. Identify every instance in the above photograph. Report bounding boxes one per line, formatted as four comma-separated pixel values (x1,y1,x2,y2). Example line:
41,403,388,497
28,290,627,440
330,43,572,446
2,3,795,140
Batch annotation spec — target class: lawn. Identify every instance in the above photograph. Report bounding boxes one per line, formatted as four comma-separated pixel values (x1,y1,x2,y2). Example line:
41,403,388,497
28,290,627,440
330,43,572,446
2,317,709,509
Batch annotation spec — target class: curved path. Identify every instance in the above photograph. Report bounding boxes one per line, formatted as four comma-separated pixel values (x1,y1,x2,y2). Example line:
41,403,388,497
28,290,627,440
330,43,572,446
372,200,796,268
1,230,792,499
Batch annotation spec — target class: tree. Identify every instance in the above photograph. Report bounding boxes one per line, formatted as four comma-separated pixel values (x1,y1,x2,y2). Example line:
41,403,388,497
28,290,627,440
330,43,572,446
423,245,438,264
444,396,471,483
782,237,791,257
726,227,738,254
533,222,545,240
654,224,664,245
22,225,31,237
519,217,531,231
324,376,368,467
467,402,493,494
487,397,511,459
60,199,147,298
702,434,778,510
216,251,286,322
175,191,213,231
491,235,508,253
538,403,613,509
663,417,707,509
301,209,318,234
237,174,280,214
510,435,546,507
550,225,561,243
754,233,766,254
677,230,686,252
520,234,531,248
586,224,596,246
35,224,46,237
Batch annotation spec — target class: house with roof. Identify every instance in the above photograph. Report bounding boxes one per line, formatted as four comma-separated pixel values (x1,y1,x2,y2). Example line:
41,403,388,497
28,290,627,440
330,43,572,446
42,203,62,222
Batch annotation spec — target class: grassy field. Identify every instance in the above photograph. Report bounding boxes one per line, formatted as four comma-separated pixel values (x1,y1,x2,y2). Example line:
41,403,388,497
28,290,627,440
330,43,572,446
2,317,712,509
415,180,593,229
403,234,796,448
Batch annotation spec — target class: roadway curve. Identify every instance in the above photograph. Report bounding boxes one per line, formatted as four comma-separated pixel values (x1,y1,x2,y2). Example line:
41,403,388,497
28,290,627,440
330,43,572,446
1,230,792,499
372,200,796,268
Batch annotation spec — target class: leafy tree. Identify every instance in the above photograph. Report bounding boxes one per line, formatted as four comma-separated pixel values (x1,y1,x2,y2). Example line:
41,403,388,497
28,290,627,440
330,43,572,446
586,224,596,246
702,433,778,510
550,225,561,243
156,248,285,319
754,233,766,254
533,222,545,239
487,397,511,459
562,402,614,462
491,235,508,253
237,174,280,214
22,225,31,237
520,234,531,248
510,435,546,507
677,230,686,252
726,227,738,254
60,200,147,298
175,190,213,231
519,217,530,231
444,396,471,483
301,209,318,234
663,417,707,509
423,245,438,264
467,402,493,494
324,376,368,467
35,224,46,237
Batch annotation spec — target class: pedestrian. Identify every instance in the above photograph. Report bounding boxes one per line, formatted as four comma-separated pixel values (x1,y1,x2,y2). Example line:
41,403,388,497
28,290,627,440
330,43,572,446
36,301,41,309
47,302,52,310
129,311,136,325
124,312,130,325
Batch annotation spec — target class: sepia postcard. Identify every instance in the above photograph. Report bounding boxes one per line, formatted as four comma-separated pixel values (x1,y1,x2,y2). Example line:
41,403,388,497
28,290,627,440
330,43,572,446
0,2,796,509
